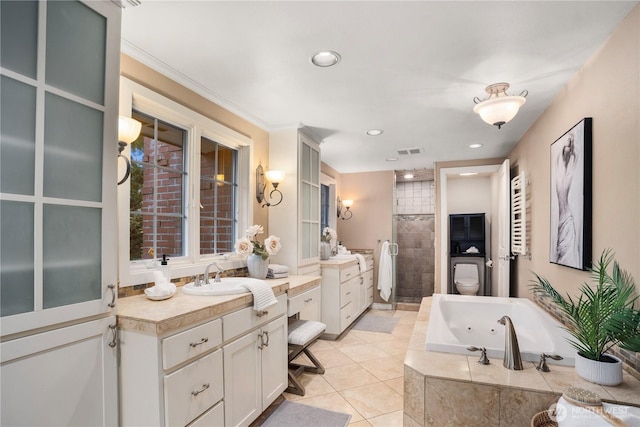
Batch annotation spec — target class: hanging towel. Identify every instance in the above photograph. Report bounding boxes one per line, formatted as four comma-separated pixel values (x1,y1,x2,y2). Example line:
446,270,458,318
240,278,278,311
377,241,392,302
354,253,367,273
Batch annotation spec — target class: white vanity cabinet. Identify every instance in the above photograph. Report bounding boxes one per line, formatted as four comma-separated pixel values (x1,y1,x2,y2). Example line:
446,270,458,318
268,129,321,276
320,256,374,338
223,295,287,427
288,285,322,321
119,318,225,427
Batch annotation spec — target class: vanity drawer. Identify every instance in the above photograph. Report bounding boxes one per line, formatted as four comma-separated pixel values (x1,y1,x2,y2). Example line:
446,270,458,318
188,400,224,427
164,349,223,427
288,286,321,317
340,278,357,308
340,302,355,328
339,264,360,283
363,270,374,287
163,319,222,370
223,294,286,341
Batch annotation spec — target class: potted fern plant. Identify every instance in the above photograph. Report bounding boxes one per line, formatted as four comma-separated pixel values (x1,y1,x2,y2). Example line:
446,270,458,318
531,249,640,386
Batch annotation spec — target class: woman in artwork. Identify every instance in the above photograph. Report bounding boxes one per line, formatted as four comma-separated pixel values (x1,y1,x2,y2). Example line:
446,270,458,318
554,132,580,267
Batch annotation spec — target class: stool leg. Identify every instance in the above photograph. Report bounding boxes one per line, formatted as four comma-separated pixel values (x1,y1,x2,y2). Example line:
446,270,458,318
302,347,325,374
286,370,305,396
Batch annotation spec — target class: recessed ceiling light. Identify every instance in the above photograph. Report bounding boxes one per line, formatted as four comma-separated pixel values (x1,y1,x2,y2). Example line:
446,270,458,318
404,173,414,179
468,143,483,149
366,129,383,136
460,172,478,177
386,158,398,162
311,50,341,67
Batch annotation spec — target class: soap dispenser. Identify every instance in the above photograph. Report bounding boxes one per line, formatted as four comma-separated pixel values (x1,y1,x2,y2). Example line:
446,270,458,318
160,254,171,283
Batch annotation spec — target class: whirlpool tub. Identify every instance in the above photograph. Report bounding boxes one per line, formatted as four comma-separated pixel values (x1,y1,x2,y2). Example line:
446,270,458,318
425,293,575,365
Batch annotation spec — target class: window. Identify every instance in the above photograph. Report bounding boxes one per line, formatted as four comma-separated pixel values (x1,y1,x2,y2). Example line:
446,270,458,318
129,111,187,261
321,184,330,231
199,137,237,255
119,78,252,286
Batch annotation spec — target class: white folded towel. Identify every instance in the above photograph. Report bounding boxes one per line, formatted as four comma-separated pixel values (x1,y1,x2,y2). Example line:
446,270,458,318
145,271,176,297
268,264,289,274
266,272,289,279
240,278,278,311
354,253,367,273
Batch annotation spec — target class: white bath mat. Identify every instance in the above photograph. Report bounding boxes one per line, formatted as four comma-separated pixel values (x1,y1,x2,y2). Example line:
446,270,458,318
351,314,398,333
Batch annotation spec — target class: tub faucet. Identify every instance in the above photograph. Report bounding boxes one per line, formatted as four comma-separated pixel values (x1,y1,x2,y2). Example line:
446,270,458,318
497,315,523,370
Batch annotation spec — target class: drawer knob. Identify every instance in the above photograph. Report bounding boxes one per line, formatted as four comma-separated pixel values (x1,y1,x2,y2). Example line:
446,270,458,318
346,292,351,295
191,383,210,396
189,338,209,348
304,298,313,303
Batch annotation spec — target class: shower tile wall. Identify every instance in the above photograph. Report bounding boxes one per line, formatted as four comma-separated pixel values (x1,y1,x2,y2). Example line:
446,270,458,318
395,181,435,302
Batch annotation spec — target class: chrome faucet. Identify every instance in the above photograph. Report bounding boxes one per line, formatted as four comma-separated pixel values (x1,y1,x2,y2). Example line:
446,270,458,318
497,315,523,370
195,262,223,286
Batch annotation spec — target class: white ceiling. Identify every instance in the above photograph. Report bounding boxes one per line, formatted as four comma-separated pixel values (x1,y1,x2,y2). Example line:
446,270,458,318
121,1,637,174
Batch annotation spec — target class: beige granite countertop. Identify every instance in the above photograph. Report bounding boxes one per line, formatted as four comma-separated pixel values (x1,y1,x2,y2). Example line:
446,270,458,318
405,297,640,407
320,253,373,269
117,275,319,336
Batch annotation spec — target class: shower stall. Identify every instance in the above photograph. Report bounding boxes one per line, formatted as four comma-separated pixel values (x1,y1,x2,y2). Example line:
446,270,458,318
393,170,436,305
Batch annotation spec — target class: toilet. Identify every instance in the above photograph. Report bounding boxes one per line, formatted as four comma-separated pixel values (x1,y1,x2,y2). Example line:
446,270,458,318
454,263,480,295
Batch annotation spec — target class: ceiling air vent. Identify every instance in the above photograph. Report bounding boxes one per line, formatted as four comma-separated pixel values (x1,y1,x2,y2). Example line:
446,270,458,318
396,147,423,156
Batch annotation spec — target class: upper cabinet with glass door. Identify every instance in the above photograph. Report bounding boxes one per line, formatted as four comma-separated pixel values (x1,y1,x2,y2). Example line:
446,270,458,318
0,0,121,336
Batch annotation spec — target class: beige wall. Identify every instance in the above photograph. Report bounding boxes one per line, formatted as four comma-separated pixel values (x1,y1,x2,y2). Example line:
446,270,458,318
120,54,270,232
447,176,492,217
508,5,640,299
338,171,395,304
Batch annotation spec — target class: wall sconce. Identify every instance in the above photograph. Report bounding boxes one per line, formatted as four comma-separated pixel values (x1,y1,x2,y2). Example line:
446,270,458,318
337,196,353,220
473,82,527,129
117,115,142,185
256,164,284,207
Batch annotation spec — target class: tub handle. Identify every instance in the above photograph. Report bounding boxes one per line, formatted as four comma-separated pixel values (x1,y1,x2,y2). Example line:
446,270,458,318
466,346,490,365
536,353,563,372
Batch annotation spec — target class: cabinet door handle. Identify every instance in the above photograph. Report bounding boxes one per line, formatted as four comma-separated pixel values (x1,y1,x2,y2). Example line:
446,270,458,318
107,284,116,308
108,324,117,348
262,331,269,347
189,338,209,348
191,383,210,396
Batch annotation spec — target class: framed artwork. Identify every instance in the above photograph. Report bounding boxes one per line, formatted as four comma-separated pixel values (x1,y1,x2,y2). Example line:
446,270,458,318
549,117,592,270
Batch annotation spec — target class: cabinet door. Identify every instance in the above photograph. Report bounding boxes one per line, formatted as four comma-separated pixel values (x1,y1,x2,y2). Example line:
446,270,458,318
450,215,466,240
298,287,321,321
299,134,320,264
467,214,485,240
0,0,120,336
0,316,117,426
260,316,287,409
223,331,261,427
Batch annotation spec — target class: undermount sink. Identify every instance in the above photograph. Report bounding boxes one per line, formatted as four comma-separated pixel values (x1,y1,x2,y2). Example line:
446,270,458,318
182,277,259,296
330,254,358,260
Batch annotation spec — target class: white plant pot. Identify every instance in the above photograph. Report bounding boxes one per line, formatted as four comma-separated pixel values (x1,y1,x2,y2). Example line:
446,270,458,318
574,352,623,386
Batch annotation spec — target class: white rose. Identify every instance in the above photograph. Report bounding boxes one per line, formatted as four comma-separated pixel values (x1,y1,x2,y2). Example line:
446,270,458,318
234,237,254,254
246,224,264,239
264,235,281,255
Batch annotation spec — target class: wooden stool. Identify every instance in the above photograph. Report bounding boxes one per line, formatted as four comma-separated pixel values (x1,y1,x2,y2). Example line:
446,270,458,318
286,319,326,396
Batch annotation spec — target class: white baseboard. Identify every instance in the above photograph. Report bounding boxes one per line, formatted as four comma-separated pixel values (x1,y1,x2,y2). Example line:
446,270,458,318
372,303,393,310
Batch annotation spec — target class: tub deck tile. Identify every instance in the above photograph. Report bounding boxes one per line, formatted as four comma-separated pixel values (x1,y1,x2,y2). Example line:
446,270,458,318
468,358,553,393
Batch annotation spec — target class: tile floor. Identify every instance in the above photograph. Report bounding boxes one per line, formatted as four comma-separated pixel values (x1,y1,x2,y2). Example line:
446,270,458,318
283,309,418,426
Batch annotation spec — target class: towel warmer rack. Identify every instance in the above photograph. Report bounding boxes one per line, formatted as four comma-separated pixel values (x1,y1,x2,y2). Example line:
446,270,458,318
511,171,527,255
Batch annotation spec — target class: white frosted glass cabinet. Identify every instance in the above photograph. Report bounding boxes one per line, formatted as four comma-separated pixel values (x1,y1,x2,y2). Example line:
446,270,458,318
269,129,321,275
0,1,121,425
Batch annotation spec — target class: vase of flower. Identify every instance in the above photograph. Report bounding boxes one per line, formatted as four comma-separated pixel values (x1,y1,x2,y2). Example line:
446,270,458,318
235,224,282,279
320,241,332,260
320,227,337,260
247,254,269,279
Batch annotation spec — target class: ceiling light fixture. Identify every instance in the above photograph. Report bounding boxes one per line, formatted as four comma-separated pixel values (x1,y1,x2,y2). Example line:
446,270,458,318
460,172,478,177
404,173,414,179
473,83,527,129
311,50,341,67
366,129,383,136
468,143,483,149
386,158,398,162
